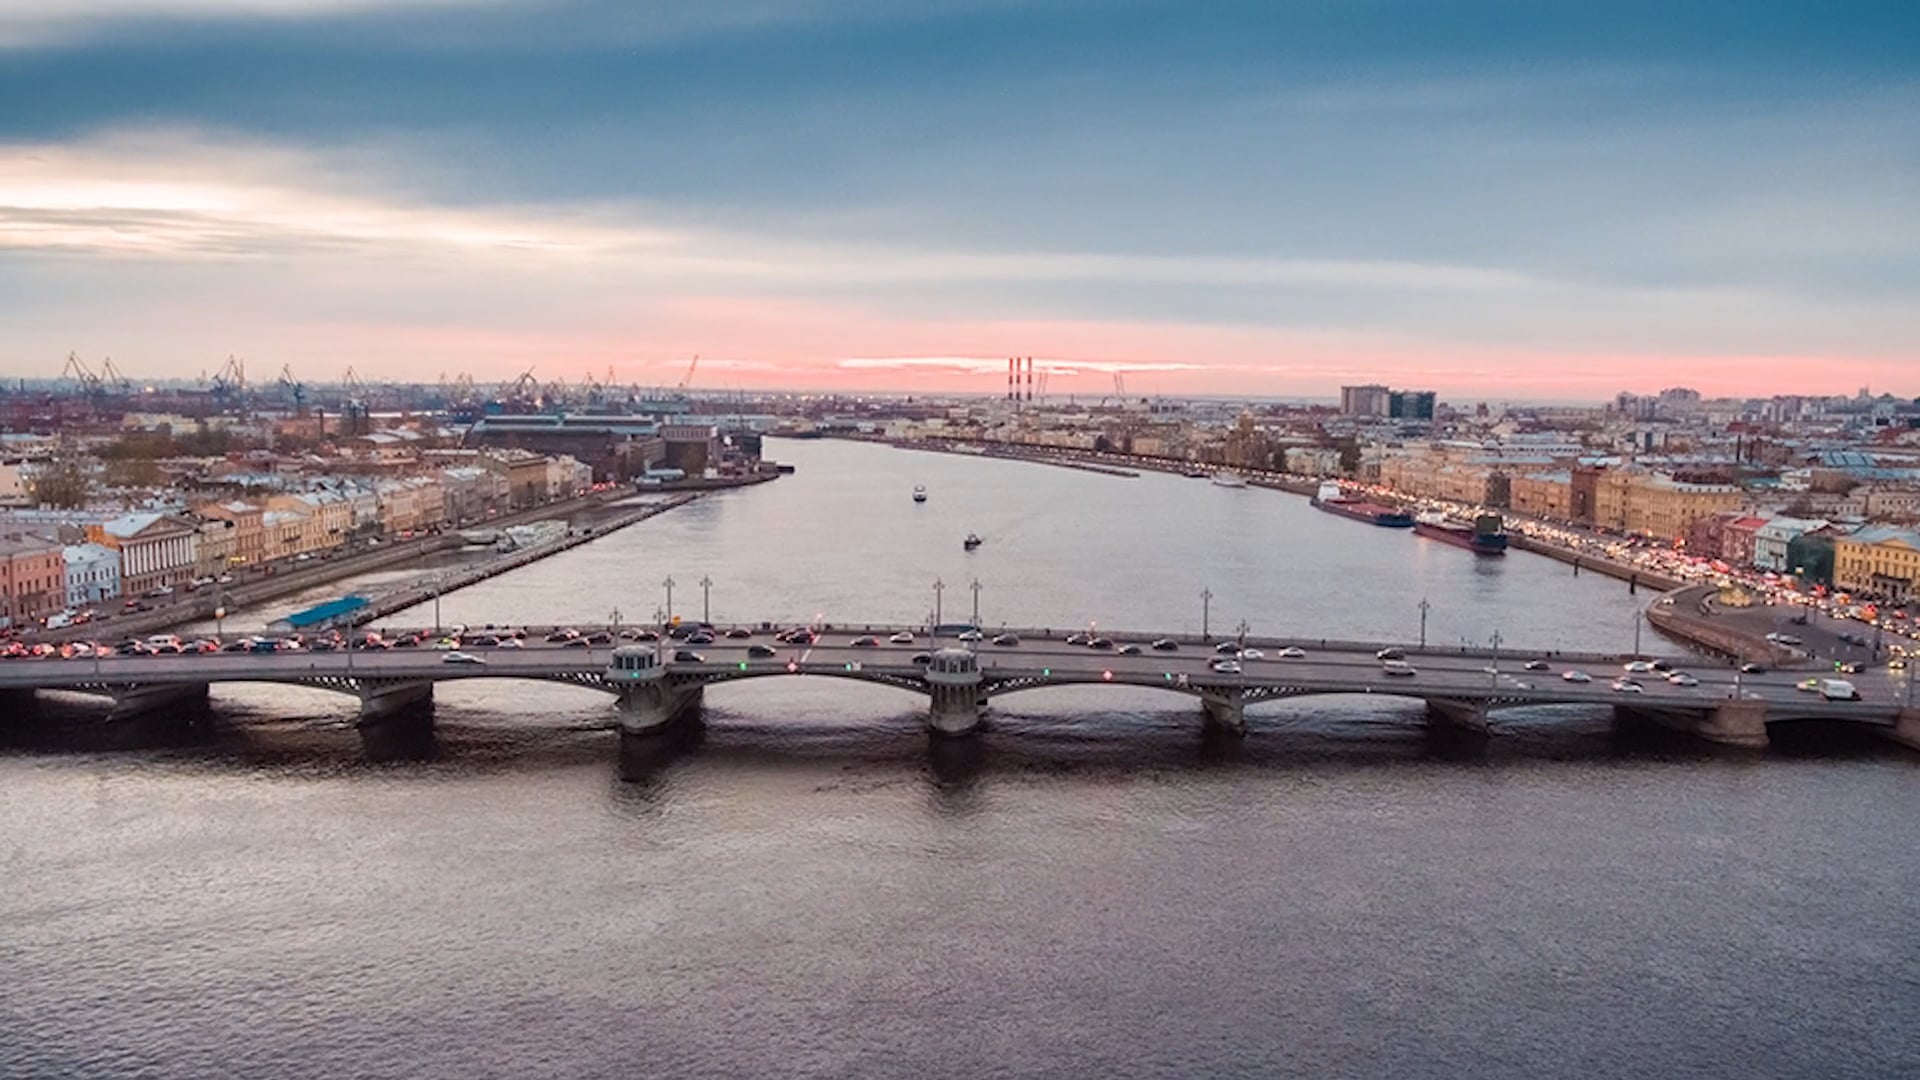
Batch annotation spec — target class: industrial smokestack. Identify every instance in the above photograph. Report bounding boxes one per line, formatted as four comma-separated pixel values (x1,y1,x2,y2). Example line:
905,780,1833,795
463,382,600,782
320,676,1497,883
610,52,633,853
1025,357,1033,401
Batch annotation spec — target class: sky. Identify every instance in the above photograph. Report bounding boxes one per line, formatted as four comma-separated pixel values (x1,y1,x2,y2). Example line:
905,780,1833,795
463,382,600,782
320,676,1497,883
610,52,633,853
0,0,1915,402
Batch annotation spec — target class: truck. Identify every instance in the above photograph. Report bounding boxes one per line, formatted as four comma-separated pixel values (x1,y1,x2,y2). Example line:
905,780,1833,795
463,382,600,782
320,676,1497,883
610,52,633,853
1819,679,1861,701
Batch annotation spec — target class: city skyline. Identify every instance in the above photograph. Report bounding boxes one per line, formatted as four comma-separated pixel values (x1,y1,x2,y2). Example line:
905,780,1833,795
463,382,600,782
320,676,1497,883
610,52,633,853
2,1,1915,398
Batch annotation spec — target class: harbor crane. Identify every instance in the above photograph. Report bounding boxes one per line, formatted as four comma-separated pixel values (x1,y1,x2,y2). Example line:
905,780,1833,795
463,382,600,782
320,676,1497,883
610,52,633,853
61,352,102,396
277,363,307,408
208,355,247,405
678,354,700,392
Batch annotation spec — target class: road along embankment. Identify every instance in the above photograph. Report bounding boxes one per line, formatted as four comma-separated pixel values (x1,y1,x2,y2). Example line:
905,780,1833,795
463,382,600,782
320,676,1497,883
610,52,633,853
350,494,702,626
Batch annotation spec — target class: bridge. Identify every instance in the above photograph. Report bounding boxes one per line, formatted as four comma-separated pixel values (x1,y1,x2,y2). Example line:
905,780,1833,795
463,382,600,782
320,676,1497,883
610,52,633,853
4,624,1916,755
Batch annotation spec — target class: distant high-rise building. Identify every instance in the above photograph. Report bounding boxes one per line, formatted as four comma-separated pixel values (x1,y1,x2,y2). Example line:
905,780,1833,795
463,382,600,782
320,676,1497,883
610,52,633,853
1340,384,1391,417
1388,390,1436,421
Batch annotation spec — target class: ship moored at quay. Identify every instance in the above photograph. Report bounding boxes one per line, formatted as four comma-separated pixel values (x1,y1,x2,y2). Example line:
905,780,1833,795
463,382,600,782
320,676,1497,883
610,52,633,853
1310,481,1415,527
1412,511,1509,555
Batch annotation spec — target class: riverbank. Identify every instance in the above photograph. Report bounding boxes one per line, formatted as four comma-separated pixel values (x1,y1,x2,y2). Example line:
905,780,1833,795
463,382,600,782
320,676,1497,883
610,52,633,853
844,435,1141,477
352,494,701,627
39,486,683,642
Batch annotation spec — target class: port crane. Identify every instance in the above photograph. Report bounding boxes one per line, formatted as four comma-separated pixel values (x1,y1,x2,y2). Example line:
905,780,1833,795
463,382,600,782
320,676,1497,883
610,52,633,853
208,355,247,407
277,363,306,408
61,352,103,396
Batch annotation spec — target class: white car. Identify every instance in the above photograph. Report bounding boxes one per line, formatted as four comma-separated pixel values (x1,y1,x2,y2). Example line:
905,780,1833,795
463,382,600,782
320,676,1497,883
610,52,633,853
1611,678,1643,693
888,631,915,644
1276,646,1306,659
497,638,524,649
956,629,983,642
1239,648,1265,661
441,651,486,665
1666,672,1700,687
1623,660,1655,674
1208,658,1242,674
1561,670,1592,683
1382,659,1417,677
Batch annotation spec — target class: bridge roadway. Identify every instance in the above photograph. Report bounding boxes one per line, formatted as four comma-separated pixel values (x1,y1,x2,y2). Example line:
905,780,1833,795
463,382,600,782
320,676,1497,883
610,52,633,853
3,628,1914,753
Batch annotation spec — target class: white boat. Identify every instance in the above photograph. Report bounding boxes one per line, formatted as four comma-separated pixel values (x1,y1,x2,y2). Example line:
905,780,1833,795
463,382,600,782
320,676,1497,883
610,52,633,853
1211,470,1246,488
913,485,927,503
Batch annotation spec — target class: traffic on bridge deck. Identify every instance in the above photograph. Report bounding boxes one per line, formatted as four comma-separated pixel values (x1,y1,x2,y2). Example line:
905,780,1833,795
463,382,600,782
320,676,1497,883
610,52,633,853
4,617,1914,752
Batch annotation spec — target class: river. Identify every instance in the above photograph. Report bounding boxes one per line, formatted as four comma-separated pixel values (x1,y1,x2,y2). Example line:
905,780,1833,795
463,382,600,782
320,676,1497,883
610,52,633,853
4,437,1915,1079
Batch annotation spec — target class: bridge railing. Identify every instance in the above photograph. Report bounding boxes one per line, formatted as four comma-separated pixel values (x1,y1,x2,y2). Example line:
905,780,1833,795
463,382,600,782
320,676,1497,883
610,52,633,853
333,618,1678,667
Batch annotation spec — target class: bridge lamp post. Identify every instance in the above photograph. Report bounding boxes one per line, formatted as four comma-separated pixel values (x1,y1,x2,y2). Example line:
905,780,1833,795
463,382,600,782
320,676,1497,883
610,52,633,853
1236,619,1250,647
662,576,675,628
699,575,712,625
1633,608,1644,657
1418,597,1430,650
610,607,622,637
970,579,981,626
1489,629,1502,688
1201,587,1213,639
933,579,945,638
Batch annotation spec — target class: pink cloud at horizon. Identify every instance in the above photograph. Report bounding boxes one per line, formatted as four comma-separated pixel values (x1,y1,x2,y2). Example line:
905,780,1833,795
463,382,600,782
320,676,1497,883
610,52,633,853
277,294,1917,402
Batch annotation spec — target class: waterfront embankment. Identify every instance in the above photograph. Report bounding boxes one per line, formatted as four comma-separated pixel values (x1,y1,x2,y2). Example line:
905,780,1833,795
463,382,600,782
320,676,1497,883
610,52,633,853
44,487,698,642
352,494,701,627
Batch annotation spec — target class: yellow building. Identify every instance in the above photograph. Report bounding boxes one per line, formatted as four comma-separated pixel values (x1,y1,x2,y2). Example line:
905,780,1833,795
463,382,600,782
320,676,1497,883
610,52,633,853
1833,526,1920,600
1585,470,1741,540
1511,472,1573,519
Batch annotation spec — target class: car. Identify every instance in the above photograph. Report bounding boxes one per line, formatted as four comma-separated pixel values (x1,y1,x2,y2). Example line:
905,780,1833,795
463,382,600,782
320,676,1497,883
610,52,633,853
1837,661,1866,674
441,651,486,665
1381,659,1417,677
684,632,715,645
309,639,338,652
561,637,591,648
1239,648,1265,661
1065,633,1092,646
145,586,174,598
850,635,881,647
1623,660,1655,674
1117,643,1142,655
497,638,523,649
992,633,1021,647
1276,647,1306,659
215,574,234,584
1088,637,1113,650
433,638,459,650
1797,677,1822,693
1561,670,1592,683
1208,658,1242,674
1890,658,1907,671
545,629,579,643
1151,639,1179,652
1667,673,1700,687
1375,647,1406,661
747,644,776,658
911,652,932,665
468,635,500,647
956,629,983,643
1611,679,1643,693
725,628,753,640
1819,678,1861,701
1739,662,1767,674
672,649,706,663
889,631,915,644
1214,641,1242,655
1524,660,1550,671
625,629,661,642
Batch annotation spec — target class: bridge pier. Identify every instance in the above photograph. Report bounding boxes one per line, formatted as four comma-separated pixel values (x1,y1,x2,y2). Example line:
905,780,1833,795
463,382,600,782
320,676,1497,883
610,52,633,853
926,648,984,737
1425,698,1490,735
1697,699,1770,749
107,683,209,722
1616,700,1770,750
615,682,705,738
357,681,435,722
1886,708,1920,753
1201,690,1246,736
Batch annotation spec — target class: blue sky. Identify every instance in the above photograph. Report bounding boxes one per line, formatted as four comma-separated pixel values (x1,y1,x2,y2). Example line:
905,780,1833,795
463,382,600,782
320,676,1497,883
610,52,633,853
1,0,1915,398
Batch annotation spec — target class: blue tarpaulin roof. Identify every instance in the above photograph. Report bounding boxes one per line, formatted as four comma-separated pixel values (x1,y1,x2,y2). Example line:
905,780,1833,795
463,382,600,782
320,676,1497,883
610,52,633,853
279,595,369,628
